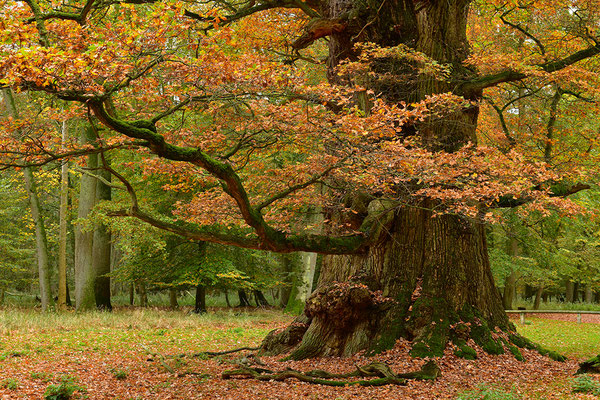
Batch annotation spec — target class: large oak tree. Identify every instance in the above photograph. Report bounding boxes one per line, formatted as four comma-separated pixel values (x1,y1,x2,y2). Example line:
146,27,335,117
1,0,599,358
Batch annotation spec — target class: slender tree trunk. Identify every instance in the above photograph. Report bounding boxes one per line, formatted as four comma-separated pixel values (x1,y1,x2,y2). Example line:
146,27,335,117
66,283,72,307
129,282,135,306
57,119,69,311
137,280,148,307
533,286,544,310
169,288,179,309
503,271,519,310
502,236,520,310
279,255,294,308
74,125,98,310
261,0,512,359
2,89,53,311
194,284,207,314
573,282,580,303
23,167,54,311
92,168,112,311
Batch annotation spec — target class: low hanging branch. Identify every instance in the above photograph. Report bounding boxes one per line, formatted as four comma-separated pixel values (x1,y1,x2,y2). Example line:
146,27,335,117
222,360,440,387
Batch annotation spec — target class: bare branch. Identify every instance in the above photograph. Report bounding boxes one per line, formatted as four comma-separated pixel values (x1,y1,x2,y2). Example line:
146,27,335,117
500,9,546,55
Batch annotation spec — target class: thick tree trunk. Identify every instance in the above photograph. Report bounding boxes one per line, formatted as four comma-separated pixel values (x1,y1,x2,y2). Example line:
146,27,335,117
169,288,179,309
194,284,207,314
573,282,580,303
93,168,112,311
566,281,575,303
263,208,510,359
585,285,594,303
238,290,251,307
261,0,512,360
254,290,270,307
137,280,148,307
74,126,98,311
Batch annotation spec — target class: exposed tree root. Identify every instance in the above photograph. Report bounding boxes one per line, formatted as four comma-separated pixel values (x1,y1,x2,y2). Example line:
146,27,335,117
144,345,261,373
170,346,260,359
222,360,440,387
577,354,600,374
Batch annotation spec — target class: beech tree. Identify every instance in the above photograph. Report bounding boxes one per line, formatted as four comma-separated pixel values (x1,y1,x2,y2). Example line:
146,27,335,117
1,0,599,359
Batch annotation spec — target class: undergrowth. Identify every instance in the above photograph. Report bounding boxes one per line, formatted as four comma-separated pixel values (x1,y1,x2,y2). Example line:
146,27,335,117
572,374,600,396
455,384,521,400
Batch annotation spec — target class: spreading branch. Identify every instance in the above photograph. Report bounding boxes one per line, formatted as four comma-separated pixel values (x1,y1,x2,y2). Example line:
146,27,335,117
292,18,346,50
460,43,600,97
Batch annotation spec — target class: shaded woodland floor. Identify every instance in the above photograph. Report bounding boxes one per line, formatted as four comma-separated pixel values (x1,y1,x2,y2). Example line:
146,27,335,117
0,308,598,399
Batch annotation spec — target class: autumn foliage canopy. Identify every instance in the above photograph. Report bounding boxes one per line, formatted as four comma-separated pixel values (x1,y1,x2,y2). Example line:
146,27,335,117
1,0,600,253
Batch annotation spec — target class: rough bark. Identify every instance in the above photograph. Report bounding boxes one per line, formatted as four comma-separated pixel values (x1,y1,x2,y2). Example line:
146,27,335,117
260,0,514,360
92,168,112,310
74,125,98,311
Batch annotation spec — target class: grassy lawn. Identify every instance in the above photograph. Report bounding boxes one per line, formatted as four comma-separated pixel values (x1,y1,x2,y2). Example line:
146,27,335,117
516,317,600,360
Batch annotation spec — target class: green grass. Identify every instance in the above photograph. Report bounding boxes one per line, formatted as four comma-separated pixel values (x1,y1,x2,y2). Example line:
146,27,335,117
455,383,521,400
0,307,290,360
516,317,600,359
572,374,600,396
514,300,600,312
1,378,18,390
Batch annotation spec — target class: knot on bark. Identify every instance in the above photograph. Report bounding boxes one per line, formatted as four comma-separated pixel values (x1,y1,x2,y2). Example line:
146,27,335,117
259,315,310,356
305,281,389,329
